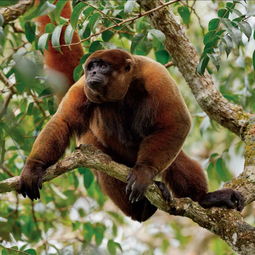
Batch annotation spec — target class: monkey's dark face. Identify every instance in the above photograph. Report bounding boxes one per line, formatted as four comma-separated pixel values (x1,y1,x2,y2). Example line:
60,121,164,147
85,59,112,92
84,49,135,103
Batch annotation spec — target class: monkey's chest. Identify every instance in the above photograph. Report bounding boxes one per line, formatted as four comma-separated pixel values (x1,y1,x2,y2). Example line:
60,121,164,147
89,106,143,149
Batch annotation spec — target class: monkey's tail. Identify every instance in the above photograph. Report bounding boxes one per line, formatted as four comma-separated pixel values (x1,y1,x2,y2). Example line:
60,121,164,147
35,0,84,101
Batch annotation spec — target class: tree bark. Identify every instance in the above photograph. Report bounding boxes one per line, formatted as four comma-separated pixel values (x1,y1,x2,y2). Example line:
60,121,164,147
0,0,33,24
0,144,254,254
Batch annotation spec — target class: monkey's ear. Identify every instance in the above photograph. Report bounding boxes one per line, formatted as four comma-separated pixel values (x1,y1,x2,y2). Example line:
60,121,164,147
125,59,132,72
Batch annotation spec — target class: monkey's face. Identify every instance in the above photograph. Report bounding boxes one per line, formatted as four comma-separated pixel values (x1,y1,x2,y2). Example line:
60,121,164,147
84,49,135,103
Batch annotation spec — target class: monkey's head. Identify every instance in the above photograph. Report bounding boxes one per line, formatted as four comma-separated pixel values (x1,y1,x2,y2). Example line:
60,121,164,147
84,49,135,103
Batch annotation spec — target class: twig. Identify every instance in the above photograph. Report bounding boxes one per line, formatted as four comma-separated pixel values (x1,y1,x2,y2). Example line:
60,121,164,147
0,70,16,94
0,164,14,177
0,70,16,119
57,0,181,48
28,91,47,118
164,61,174,68
0,92,13,119
84,1,118,25
180,1,205,35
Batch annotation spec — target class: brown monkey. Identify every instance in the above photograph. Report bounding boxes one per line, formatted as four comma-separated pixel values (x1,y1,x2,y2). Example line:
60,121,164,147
19,49,244,222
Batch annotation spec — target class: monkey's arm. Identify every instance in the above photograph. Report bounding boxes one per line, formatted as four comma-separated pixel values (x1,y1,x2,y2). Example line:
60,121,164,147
19,78,87,200
126,71,191,202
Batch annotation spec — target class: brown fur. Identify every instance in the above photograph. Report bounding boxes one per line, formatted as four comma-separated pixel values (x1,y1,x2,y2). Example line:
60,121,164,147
19,1,244,222
20,49,209,221
35,0,84,101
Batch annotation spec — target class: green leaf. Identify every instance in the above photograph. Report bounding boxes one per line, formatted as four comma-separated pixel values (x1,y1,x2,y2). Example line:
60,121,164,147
0,0,18,6
24,249,37,255
88,13,101,30
45,23,55,33
81,23,91,39
221,18,242,45
215,158,232,182
102,30,114,42
94,225,106,246
148,29,165,42
83,6,95,18
130,33,144,53
177,6,191,25
79,167,94,189
64,23,74,45
218,8,229,18
27,102,34,115
89,41,103,52
197,55,209,74
222,35,233,56
124,0,137,13
0,14,4,26
73,64,84,82
253,50,255,70
232,8,243,17
155,50,170,64
203,31,216,45
208,18,220,31
226,2,235,11
107,240,122,255
48,98,55,115
23,1,56,20
209,53,220,71
51,25,63,51
37,33,50,51
24,22,36,43
238,21,252,39
83,223,94,242
52,0,68,24
70,2,87,29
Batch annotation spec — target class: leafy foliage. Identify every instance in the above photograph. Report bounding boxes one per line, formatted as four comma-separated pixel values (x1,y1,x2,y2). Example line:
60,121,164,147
0,0,254,254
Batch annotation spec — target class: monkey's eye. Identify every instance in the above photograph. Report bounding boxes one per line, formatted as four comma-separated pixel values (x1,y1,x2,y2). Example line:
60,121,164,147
100,63,108,69
125,64,131,72
87,62,95,71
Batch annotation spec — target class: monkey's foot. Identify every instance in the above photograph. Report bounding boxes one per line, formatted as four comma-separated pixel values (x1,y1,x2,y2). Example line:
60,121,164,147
199,188,244,211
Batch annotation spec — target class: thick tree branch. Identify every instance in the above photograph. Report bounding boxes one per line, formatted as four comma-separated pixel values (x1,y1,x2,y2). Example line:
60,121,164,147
0,0,33,24
0,145,254,254
137,0,250,138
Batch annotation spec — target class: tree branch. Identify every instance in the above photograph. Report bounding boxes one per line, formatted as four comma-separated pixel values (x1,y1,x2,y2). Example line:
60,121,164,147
0,0,33,24
137,0,250,138
0,145,254,254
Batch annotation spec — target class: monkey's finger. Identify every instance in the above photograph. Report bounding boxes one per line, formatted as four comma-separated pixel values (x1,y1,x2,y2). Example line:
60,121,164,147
19,181,27,198
38,178,43,190
126,176,136,195
129,184,140,203
135,193,143,202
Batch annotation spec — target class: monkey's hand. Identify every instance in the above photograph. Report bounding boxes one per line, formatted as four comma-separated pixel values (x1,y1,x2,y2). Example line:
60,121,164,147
126,165,157,203
18,160,45,200
199,188,245,211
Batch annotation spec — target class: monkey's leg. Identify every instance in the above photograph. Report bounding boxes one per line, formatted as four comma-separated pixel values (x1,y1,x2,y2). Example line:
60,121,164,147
163,151,244,211
97,172,157,222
